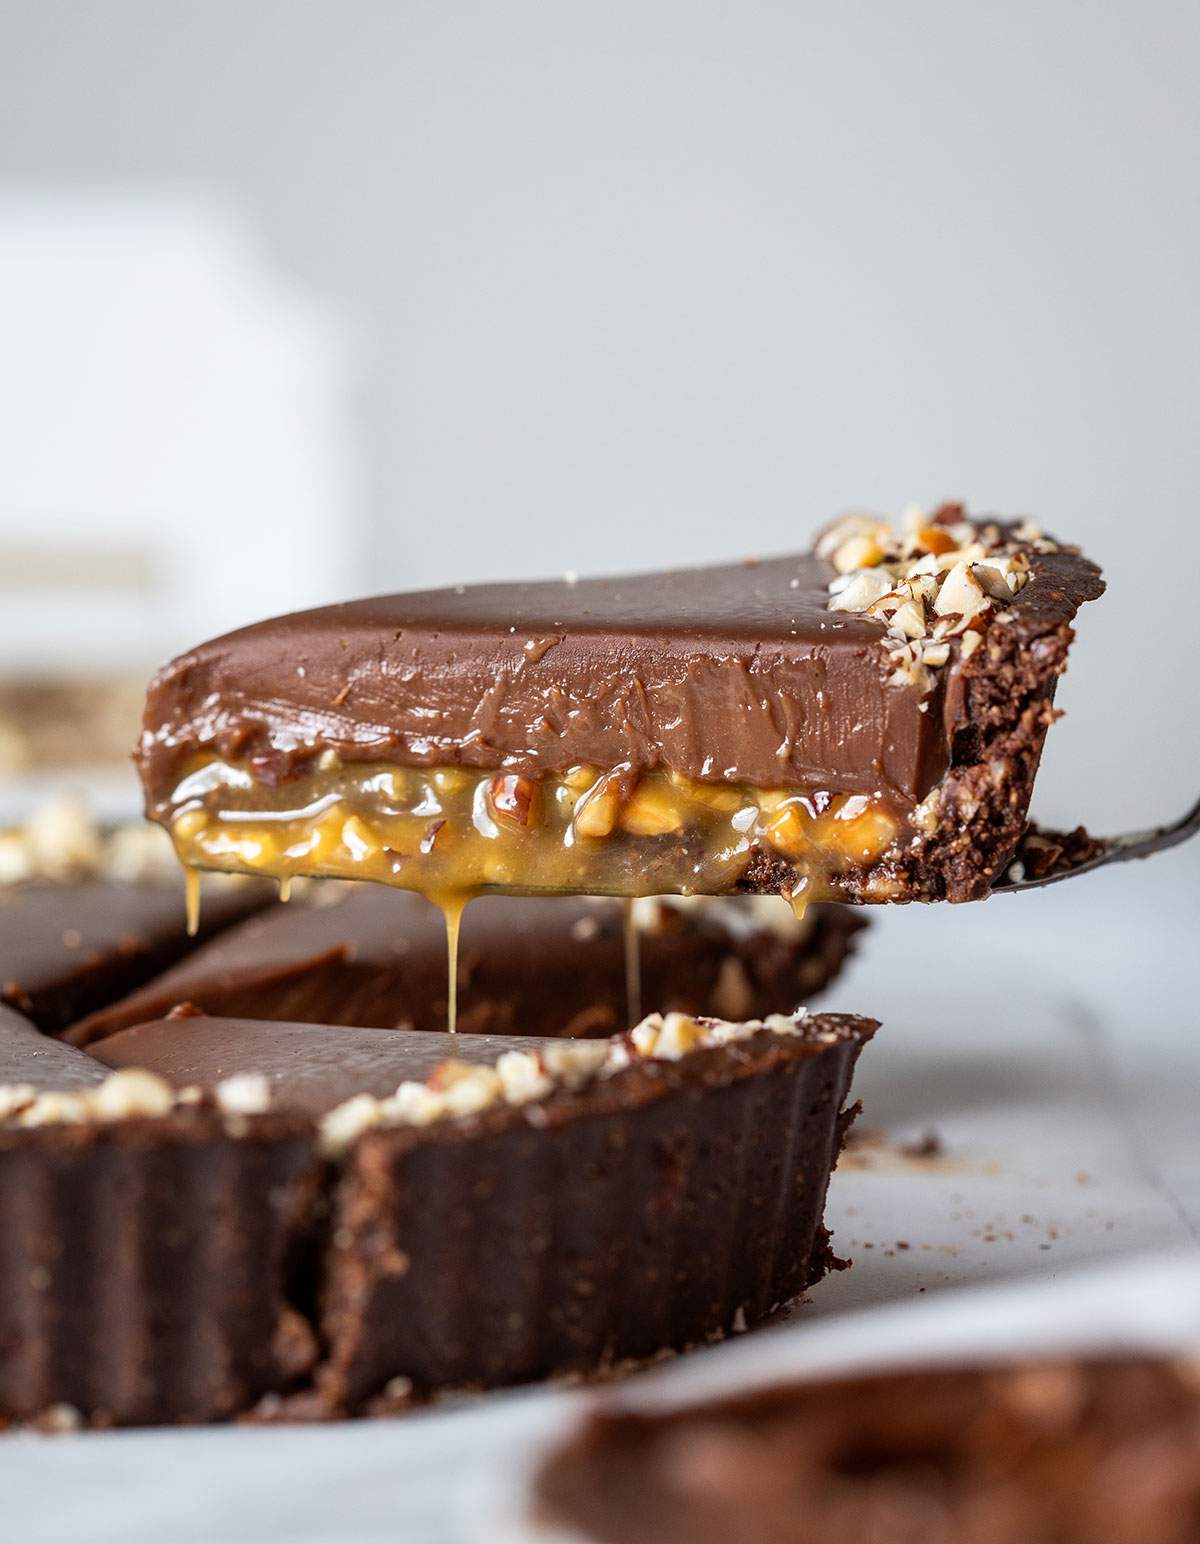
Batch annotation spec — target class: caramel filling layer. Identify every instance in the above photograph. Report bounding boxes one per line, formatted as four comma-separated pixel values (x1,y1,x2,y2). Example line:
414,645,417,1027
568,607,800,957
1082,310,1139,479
159,757,904,910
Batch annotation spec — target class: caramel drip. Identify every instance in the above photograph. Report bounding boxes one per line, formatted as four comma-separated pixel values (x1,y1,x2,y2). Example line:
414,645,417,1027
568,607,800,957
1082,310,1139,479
622,898,642,1027
786,876,811,924
184,867,201,938
278,876,292,903
433,892,472,1034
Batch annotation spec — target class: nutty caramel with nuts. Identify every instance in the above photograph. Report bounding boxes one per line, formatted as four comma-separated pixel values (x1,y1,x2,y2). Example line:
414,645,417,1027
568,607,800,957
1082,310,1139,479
158,756,904,914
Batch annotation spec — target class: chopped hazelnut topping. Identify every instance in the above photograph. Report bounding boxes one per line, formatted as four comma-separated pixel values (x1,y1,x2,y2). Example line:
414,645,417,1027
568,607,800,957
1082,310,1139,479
0,1083,37,1119
315,1012,812,1157
318,1093,383,1156
820,506,1056,692
495,1050,554,1105
89,1069,176,1121
0,1068,180,1128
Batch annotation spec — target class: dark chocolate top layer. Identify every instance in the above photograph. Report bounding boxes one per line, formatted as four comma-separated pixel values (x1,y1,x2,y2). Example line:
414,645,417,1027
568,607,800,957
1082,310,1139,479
138,535,1103,808
0,1003,107,1090
91,1015,569,1115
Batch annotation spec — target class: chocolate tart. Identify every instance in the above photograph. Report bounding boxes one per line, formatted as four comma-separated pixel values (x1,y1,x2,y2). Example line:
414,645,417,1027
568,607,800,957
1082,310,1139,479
66,885,864,1047
137,505,1103,908
534,1355,1200,1544
0,1006,875,1426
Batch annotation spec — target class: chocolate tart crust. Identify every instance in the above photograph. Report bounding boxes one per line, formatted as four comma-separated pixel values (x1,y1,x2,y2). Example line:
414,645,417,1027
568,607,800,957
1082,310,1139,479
0,1110,318,1428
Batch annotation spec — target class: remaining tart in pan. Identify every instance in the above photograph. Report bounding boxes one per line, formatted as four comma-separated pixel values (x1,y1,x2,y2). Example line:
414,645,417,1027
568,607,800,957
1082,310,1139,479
67,884,864,1046
0,1003,875,1426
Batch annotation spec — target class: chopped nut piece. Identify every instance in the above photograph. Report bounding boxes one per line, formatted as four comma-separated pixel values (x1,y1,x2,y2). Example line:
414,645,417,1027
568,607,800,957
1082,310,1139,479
654,1012,707,1059
888,597,927,640
542,1040,610,1085
934,560,989,625
827,569,893,613
215,1072,272,1115
972,562,1016,602
24,795,103,879
0,1084,35,1119
620,781,684,837
19,1091,95,1127
319,1093,383,1157
667,772,744,813
340,815,379,861
385,1082,445,1126
914,524,958,556
763,801,814,858
496,1050,554,1105
630,1017,661,1056
90,1069,176,1121
0,835,34,884
573,774,623,838
435,1062,503,1117
831,533,884,574
815,514,888,561
488,774,540,828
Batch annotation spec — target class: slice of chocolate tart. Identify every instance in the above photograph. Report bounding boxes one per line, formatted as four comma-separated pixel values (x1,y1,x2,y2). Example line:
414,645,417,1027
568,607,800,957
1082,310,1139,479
137,505,1102,908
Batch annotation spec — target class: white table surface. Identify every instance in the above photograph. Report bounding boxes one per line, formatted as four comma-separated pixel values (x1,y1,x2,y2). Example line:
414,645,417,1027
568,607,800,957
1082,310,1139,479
6,839,1199,1544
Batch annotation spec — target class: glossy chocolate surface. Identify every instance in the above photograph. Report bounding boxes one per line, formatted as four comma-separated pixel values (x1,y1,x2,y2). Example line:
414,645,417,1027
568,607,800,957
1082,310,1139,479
92,1014,569,1115
0,1003,106,1090
138,553,950,805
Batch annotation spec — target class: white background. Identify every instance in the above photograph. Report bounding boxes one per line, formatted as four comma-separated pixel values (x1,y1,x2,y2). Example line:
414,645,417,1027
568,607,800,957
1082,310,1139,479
1,1,1198,828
